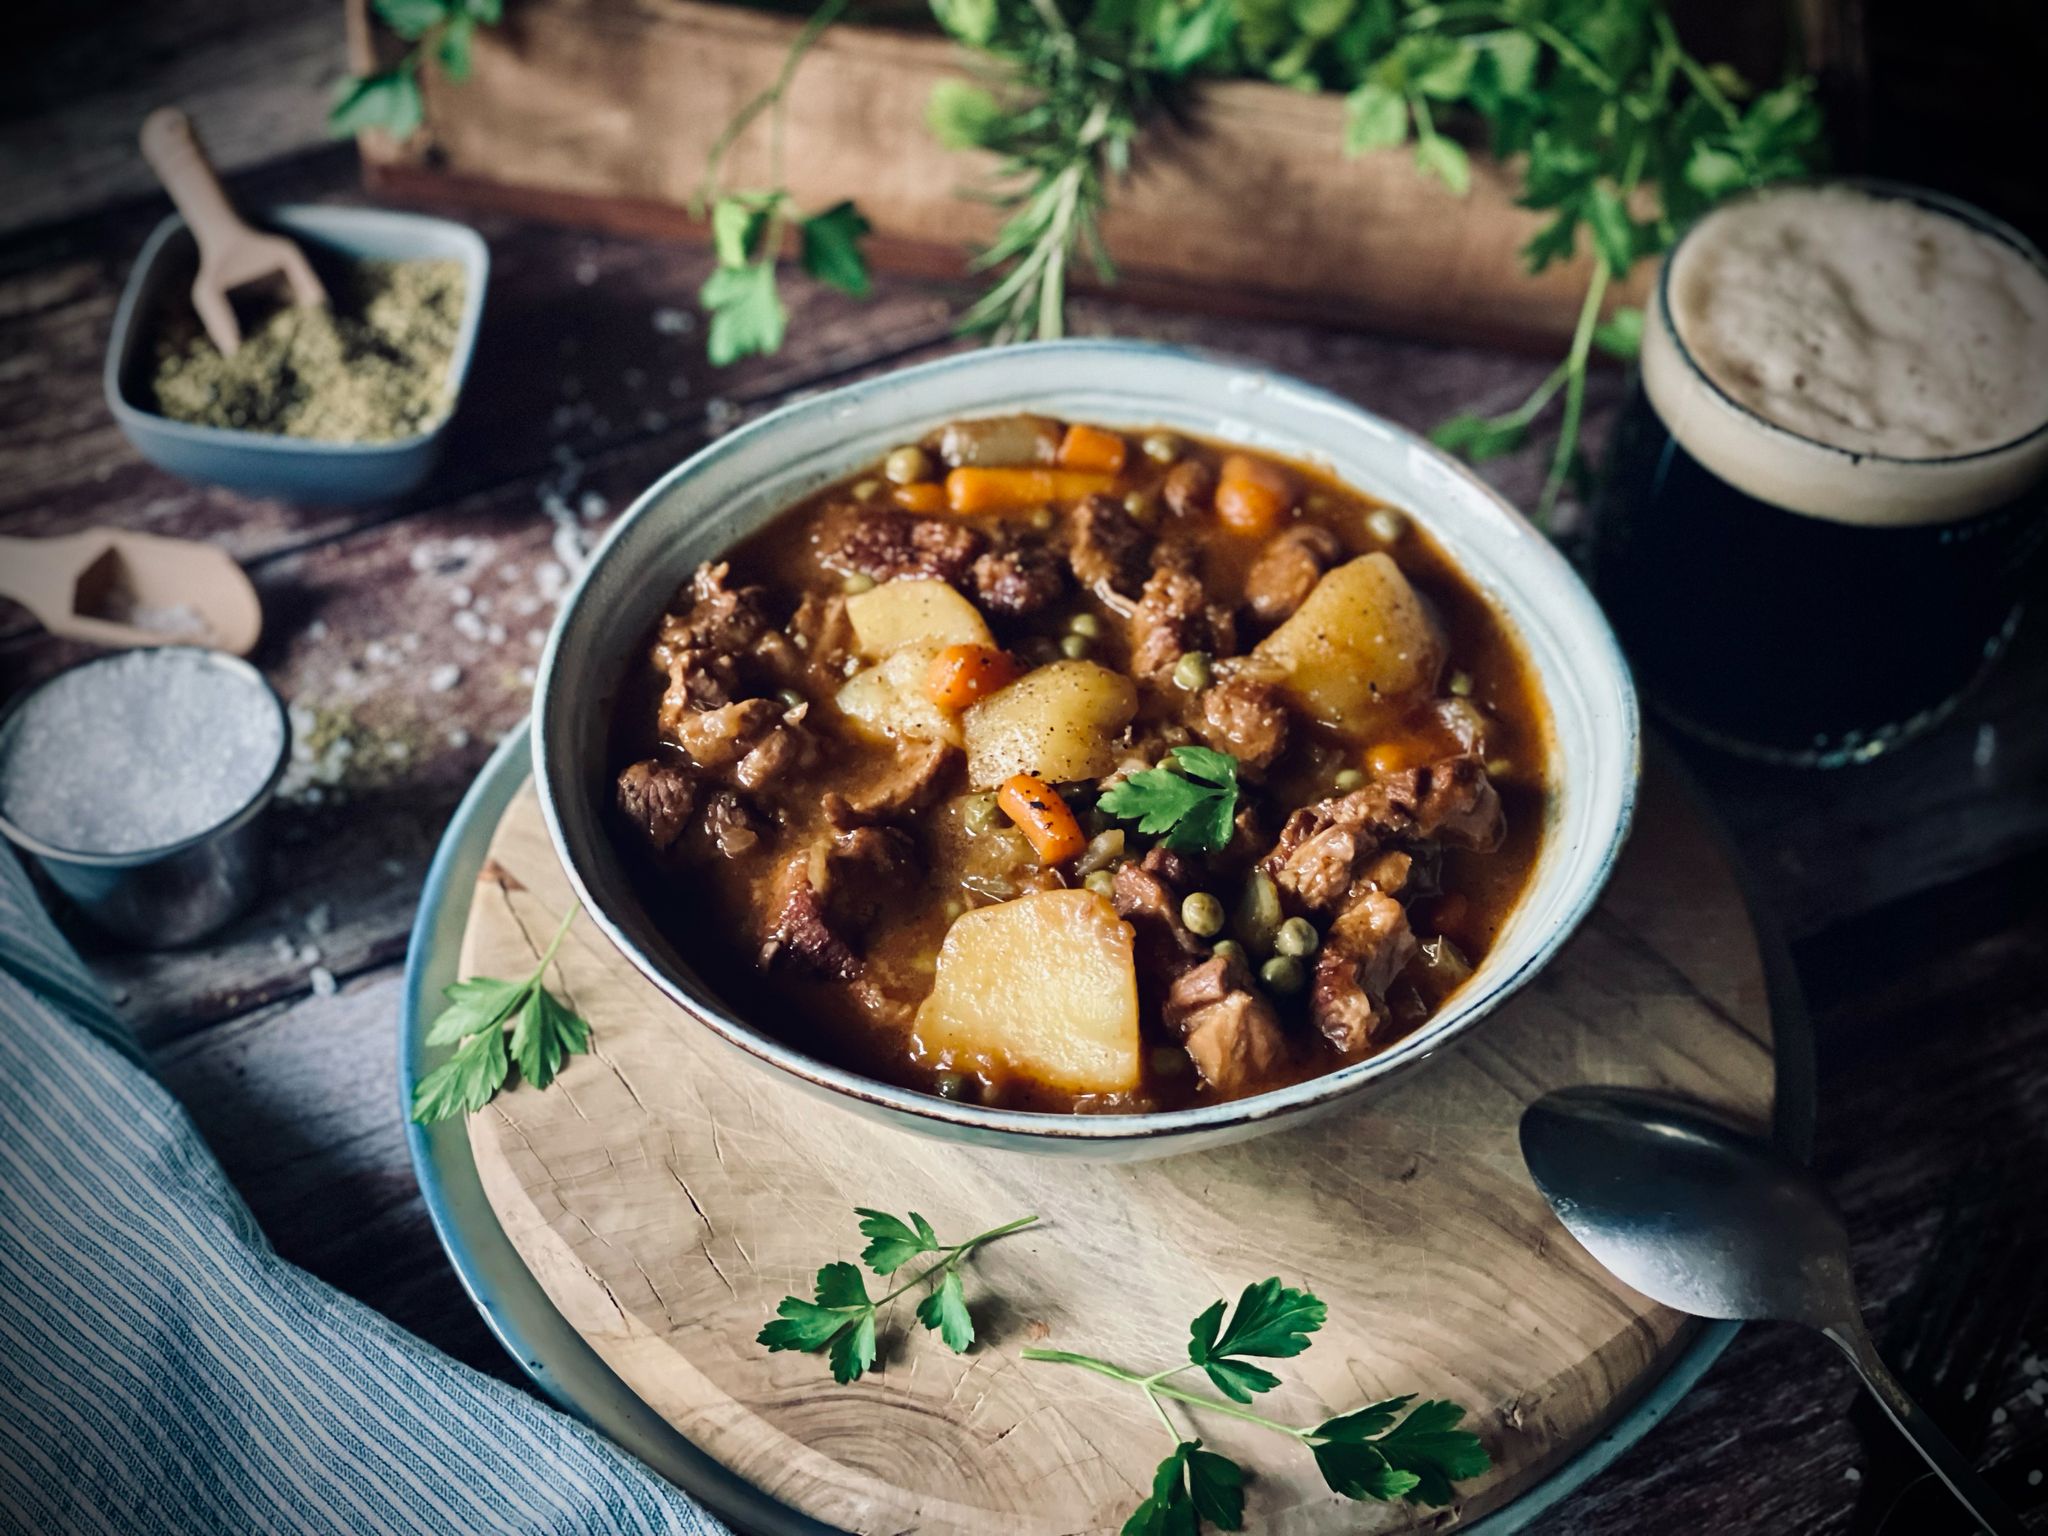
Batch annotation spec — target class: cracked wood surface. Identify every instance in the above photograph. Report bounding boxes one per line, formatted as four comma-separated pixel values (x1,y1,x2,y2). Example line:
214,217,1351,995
457,763,1774,1535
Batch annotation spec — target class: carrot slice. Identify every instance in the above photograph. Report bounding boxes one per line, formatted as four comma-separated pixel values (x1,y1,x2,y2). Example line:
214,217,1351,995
1214,454,1295,536
891,481,946,514
926,644,1021,711
944,467,1116,516
1056,423,1129,475
997,773,1087,865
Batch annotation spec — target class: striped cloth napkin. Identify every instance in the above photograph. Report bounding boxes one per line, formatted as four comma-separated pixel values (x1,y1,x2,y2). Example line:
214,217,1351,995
0,845,730,1536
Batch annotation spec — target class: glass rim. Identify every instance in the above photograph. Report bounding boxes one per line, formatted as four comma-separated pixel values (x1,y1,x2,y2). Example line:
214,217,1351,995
1655,176,2048,471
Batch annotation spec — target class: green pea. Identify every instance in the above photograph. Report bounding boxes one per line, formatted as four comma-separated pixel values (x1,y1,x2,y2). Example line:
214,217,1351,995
1274,917,1320,958
1181,891,1225,937
852,479,882,502
1083,869,1116,897
1150,1047,1189,1076
1142,432,1182,464
776,687,806,710
1367,507,1408,543
1060,633,1092,660
842,571,876,594
932,1070,971,1100
1212,939,1247,969
884,445,934,485
1260,955,1306,995
1333,767,1365,791
1124,490,1158,524
1029,505,1056,531
1449,670,1475,698
1235,871,1282,955
1172,651,1213,692
1067,611,1104,639
1486,757,1513,778
963,792,1000,833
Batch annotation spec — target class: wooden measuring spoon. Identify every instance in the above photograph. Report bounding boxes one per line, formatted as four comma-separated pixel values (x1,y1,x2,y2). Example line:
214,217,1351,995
138,107,327,357
0,530,263,655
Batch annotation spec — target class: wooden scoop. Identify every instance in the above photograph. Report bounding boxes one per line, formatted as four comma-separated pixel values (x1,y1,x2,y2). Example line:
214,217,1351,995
0,530,262,655
139,107,327,357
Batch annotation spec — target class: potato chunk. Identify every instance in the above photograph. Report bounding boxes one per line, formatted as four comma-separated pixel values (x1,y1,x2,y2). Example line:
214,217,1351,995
1252,553,1445,736
963,660,1138,790
847,579,993,658
915,889,1140,1093
837,645,962,745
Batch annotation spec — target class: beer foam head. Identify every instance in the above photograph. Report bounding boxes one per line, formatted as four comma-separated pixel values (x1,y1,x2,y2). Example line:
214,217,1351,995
1644,183,2048,526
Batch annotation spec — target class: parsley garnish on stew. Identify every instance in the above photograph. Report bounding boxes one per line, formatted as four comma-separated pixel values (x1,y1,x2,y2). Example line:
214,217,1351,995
1026,1278,1492,1531
410,902,593,1124
758,1209,1039,1383
1099,746,1241,853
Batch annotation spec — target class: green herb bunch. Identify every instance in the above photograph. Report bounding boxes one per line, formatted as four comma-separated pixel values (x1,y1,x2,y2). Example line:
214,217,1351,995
1027,1277,1490,1531
759,1209,1039,1381
331,0,502,141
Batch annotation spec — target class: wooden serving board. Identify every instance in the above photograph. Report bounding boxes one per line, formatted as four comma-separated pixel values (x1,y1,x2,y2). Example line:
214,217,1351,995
464,759,1776,1534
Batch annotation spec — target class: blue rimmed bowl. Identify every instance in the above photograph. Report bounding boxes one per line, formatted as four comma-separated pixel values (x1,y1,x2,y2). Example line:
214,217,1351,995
105,205,488,504
533,340,1640,1159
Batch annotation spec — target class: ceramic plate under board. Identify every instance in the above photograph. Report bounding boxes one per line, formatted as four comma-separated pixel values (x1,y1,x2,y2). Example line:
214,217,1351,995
400,725,1815,1534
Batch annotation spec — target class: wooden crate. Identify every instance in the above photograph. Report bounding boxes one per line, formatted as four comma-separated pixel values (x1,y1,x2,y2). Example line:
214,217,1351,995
348,0,1650,348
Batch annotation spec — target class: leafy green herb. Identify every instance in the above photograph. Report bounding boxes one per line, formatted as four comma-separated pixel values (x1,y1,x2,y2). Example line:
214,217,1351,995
330,0,501,140
694,0,874,363
1099,746,1241,853
411,902,591,1124
760,1209,1038,1382
1027,1278,1489,1532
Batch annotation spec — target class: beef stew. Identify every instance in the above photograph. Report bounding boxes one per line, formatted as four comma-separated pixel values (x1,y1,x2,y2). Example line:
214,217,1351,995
607,418,1550,1113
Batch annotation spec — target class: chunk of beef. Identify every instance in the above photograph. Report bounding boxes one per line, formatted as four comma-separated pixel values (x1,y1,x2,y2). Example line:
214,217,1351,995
789,590,855,681
1164,956,1290,1091
1261,758,1502,911
1400,756,1505,851
758,826,917,978
1244,523,1343,625
657,562,775,655
1129,563,1237,681
699,789,765,860
615,760,697,854
825,739,960,827
1310,890,1418,1053
819,507,984,584
671,698,782,769
1162,459,1216,519
971,542,1067,619
1112,844,1208,988
656,649,740,736
1195,676,1290,772
1066,495,1151,597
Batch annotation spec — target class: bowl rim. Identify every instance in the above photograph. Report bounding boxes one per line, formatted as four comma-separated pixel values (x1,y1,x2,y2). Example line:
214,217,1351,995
102,203,491,457
534,338,1641,1143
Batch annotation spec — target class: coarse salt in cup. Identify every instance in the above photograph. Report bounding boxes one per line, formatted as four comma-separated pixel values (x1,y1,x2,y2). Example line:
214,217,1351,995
0,647,289,947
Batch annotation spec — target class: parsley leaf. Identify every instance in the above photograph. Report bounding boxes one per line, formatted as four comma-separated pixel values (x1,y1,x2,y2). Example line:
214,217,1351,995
410,904,591,1124
1125,1442,1245,1536
761,1211,1036,1381
1187,1277,1327,1401
328,69,425,139
1371,1399,1490,1506
699,261,788,366
800,201,873,298
1099,746,1241,853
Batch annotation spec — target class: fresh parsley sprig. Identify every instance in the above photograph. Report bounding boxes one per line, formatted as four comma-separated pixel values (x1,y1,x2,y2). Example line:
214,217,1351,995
410,900,592,1124
759,1209,1039,1383
330,0,502,140
1099,745,1241,853
695,0,876,363
1026,1278,1490,1532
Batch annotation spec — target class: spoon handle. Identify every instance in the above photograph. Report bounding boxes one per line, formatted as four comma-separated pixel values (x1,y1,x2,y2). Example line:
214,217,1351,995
1825,1319,2027,1535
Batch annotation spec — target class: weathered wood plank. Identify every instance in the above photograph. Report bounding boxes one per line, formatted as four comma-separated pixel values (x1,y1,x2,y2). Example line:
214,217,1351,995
2,0,345,238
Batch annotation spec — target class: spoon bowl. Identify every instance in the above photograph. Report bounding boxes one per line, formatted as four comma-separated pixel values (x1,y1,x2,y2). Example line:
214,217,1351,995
1520,1085,2024,1534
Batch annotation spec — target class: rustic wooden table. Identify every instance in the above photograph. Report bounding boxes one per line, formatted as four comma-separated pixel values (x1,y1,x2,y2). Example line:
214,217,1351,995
4,7,2045,1532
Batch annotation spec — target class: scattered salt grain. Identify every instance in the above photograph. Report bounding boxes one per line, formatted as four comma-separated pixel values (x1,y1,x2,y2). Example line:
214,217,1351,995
526,628,547,648
453,609,487,642
271,934,299,964
641,410,669,433
447,729,472,749
296,943,321,967
579,491,608,521
0,651,283,856
1843,1468,1861,1484
2029,1470,2043,1488
1993,1407,2009,1426
306,619,329,641
305,902,333,939
428,664,462,693
451,584,474,607
551,522,588,572
1974,723,1997,773
309,966,338,998
653,307,692,335
575,259,598,286
484,623,507,645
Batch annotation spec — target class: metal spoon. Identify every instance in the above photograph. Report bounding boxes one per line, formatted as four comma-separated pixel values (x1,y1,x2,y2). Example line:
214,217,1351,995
1520,1086,2024,1536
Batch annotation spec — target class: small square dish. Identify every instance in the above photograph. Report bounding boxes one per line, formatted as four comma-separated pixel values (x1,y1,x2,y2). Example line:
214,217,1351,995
103,204,489,504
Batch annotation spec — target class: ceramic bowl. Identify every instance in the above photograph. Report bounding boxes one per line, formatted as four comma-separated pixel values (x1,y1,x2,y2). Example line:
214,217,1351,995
105,205,488,504
533,341,1639,1159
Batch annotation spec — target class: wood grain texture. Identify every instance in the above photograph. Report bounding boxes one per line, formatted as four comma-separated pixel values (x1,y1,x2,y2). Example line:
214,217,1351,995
454,766,1773,1534
348,0,1648,351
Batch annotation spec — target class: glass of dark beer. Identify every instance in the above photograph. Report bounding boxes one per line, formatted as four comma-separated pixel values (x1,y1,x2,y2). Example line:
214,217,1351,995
1593,180,2048,766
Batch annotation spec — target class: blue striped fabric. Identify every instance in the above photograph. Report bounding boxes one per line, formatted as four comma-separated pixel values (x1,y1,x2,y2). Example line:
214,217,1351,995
0,846,731,1536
